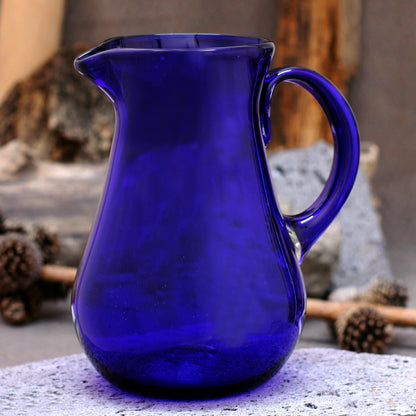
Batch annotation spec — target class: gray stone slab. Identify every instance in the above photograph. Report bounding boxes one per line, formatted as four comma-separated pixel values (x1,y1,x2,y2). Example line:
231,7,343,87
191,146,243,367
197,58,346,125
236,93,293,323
0,348,415,415
268,141,393,289
0,161,107,266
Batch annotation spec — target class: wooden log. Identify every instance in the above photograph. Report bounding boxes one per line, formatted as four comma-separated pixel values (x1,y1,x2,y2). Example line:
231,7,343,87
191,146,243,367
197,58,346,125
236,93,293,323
270,0,361,149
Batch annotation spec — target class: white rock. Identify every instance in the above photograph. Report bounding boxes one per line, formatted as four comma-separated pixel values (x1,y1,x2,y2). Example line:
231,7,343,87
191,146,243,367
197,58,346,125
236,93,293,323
0,139,34,180
0,349,415,415
268,141,392,289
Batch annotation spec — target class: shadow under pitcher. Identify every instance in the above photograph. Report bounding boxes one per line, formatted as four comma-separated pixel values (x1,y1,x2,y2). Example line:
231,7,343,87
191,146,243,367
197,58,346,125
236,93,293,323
71,34,360,398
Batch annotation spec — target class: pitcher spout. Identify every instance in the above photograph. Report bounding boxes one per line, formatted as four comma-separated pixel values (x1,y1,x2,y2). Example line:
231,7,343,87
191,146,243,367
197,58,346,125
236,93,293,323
74,38,123,100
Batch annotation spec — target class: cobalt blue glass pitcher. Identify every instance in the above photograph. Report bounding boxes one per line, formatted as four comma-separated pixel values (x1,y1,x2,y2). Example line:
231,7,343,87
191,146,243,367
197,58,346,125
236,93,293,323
72,34,360,398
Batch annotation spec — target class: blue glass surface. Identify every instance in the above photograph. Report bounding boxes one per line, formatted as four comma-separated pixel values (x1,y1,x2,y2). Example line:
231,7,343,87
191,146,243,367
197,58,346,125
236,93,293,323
72,34,360,398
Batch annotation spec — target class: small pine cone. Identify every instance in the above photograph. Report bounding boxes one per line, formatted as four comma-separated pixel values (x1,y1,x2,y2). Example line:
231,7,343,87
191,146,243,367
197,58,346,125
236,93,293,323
335,306,392,354
33,226,59,264
0,285,43,325
0,297,27,325
360,278,408,307
0,233,42,296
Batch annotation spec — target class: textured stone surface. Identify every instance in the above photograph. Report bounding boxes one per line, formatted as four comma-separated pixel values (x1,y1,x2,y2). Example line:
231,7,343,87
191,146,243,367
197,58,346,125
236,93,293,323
0,348,415,415
268,141,393,289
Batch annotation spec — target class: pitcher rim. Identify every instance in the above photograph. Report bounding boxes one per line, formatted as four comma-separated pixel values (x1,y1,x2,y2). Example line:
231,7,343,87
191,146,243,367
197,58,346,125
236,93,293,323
75,33,274,63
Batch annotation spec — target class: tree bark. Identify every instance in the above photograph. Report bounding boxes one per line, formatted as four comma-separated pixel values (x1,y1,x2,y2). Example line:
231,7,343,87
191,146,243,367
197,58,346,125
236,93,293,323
270,0,361,149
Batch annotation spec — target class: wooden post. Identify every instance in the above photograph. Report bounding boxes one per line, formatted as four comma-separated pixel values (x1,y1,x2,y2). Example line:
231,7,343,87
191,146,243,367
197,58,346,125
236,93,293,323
0,0,66,103
270,0,361,149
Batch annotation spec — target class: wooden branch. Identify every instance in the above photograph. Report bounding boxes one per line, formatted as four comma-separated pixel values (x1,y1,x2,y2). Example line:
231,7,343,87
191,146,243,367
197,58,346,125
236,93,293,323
41,264,77,284
307,298,416,328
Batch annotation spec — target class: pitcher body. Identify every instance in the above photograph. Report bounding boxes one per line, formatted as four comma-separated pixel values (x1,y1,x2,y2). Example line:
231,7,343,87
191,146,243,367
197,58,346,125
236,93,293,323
72,34,359,397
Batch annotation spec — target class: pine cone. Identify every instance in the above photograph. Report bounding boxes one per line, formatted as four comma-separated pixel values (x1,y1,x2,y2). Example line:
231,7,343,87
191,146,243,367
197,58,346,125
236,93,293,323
33,226,59,264
0,285,43,325
335,306,392,354
0,296,27,325
0,233,42,296
360,278,408,307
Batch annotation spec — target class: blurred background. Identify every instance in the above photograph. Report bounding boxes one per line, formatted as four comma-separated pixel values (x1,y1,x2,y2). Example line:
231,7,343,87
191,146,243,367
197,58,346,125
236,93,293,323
0,0,415,364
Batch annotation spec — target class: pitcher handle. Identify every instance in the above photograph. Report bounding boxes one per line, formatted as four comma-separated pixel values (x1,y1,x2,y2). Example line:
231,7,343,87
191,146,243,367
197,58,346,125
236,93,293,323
260,66,360,261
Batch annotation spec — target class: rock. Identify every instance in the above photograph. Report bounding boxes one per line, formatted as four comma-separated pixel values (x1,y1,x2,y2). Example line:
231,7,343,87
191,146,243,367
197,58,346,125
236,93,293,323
0,44,114,162
301,221,341,298
328,285,360,302
258,195,341,298
359,141,381,211
0,349,415,415
0,140,34,180
268,140,392,290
